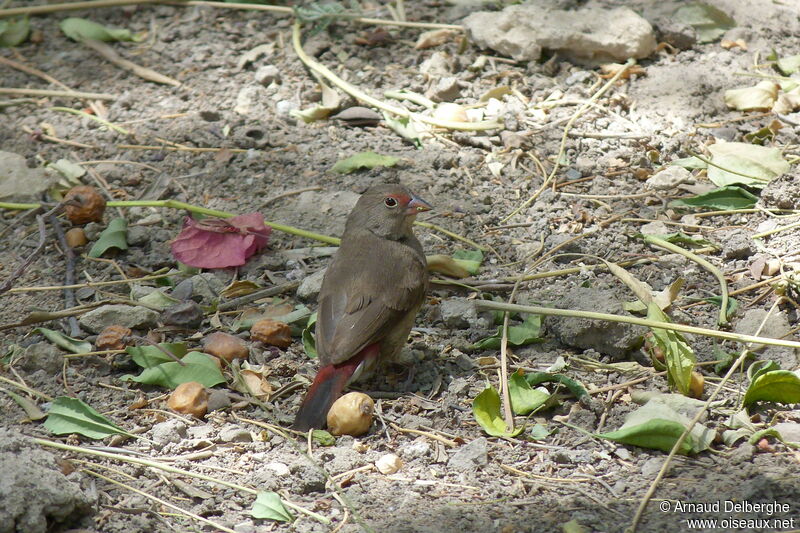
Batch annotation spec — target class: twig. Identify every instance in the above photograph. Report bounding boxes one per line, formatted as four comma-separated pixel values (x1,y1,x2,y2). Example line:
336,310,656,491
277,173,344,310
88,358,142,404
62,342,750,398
33,439,330,524
83,468,238,533
0,0,161,16
48,214,81,337
217,281,300,311
50,106,131,135
260,186,322,207
80,38,181,87
22,125,96,149
388,423,458,447
9,271,172,293
752,219,800,239
0,87,116,100
117,144,248,153
503,58,635,222
643,235,729,326
291,21,500,132
0,204,62,294
473,300,800,349
414,220,488,251
0,56,73,90
627,299,780,532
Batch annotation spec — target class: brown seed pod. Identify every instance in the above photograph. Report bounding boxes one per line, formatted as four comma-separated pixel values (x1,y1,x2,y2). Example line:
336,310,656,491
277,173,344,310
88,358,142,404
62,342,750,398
64,185,106,224
65,227,88,248
250,319,292,348
167,381,208,418
95,325,132,351
326,392,374,436
688,371,705,399
203,332,249,364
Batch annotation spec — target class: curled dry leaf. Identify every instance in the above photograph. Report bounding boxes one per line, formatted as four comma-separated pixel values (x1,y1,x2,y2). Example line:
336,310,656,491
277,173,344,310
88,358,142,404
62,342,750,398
724,80,778,111
203,331,249,364
167,381,208,418
327,392,374,436
95,325,132,351
599,63,647,79
238,369,272,399
432,103,469,123
64,185,106,224
415,29,457,49
170,213,271,269
250,319,292,348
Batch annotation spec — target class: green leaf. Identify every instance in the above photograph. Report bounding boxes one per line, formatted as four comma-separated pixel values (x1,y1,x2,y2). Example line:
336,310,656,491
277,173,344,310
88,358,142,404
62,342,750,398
747,359,781,382
88,217,128,258
251,491,294,522
124,351,225,389
529,423,552,441
126,343,188,368
648,232,716,248
707,142,789,188
776,54,800,75
311,429,335,446
724,81,777,112
59,17,140,42
220,280,261,299
452,249,484,275
137,289,179,310
33,327,91,354
302,312,318,359
647,304,696,396
701,295,738,317
472,386,523,437
43,396,128,439
382,112,422,148
670,156,707,169
597,400,714,454
0,17,30,47
472,314,544,350
524,372,589,401
331,151,400,174
673,3,735,43
508,372,549,415
670,186,758,210
743,370,800,407
0,387,46,421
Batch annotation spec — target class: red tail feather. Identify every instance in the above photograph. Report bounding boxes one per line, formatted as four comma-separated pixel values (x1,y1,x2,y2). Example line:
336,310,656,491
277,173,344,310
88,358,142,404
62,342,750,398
292,344,379,431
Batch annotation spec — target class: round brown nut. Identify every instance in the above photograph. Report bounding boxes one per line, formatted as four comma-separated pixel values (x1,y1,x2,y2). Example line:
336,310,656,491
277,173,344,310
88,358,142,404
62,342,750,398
65,227,88,248
167,381,208,418
250,319,292,348
95,325,132,351
64,185,106,224
327,392,374,436
203,332,249,364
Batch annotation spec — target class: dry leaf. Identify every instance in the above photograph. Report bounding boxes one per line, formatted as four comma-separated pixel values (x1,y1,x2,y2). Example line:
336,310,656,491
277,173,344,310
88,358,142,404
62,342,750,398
599,63,647,79
415,29,457,49
724,81,778,111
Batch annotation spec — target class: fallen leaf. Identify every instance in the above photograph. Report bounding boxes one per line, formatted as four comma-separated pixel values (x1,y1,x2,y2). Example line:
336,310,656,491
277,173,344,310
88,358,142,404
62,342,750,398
170,213,271,269
331,151,400,174
60,17,141,42
599,63,647,79
724,81,778,111
415,28,456,49
707,141,789,188
88,217,128,258
0,17,30,47
673,3,735,43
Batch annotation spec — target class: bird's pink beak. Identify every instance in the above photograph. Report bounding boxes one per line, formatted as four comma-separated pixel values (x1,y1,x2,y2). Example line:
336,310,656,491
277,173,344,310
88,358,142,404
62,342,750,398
406,195,432,216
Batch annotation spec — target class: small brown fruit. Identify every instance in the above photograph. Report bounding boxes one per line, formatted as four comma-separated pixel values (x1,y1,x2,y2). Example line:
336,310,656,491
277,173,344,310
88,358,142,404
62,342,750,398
688,371,704,399
65,227,88,248
326,392,374,436
250,319,292,348
167,381,208,418
95,325,132,351
64,185,106,224
203,332,249,364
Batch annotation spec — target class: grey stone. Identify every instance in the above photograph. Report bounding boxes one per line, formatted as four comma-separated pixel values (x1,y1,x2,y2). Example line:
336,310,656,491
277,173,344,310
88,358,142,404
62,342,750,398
0,429,93,533
78,304,159,333
400,439,431,460
188,273,227,304
289,463,326,494
207,389,231,412
150,419,187,447
419,51,452,77
722,229,754,260
447,437,488,471
464,3,656,64
773,422,800,444
296,268,326,301
254,65,281,86
734,309,799,370
20,342,63,375
427,77,461,102
0,151,55,201
126,225,149,246
546,287,646,359
218,425,252,443
640,457,663,477
440,298,478,329
653,16,697,50
645,166,691,190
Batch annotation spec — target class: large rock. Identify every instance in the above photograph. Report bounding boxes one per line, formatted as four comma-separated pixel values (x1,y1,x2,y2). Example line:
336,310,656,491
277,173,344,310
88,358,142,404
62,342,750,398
463,3,656,64
78,304,159,333
0,152,55,201
0,429,93,533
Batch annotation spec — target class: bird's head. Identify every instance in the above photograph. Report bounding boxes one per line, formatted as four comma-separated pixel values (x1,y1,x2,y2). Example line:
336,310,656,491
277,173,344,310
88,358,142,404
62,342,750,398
345,183,432,240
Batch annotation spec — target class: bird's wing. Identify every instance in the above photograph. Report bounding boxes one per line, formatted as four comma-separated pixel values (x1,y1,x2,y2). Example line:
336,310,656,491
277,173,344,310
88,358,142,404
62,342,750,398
316,233,427,366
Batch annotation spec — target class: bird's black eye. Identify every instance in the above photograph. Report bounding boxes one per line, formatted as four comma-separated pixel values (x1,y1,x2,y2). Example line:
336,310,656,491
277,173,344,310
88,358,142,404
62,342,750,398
384,197,398,208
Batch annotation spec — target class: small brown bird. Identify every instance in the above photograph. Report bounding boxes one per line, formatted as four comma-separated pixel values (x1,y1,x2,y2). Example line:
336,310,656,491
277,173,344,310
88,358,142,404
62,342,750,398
292,184,431,431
